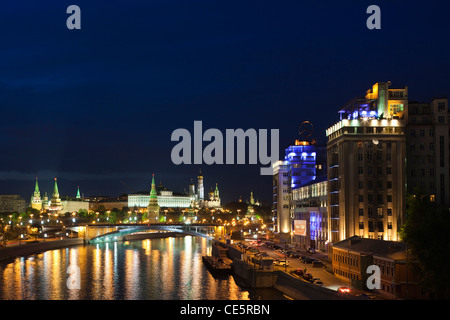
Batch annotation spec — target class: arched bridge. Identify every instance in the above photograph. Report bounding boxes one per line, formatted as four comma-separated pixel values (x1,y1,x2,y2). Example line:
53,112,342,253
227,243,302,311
83,223,220,243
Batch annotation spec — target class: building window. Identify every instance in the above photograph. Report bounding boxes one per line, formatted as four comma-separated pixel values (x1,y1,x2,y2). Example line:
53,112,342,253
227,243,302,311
387,195,393,202
387,167,392,175
359,208,364,216
438,116,445,123
438,102,446,111
358,167,363,174
377,207,383,217
387,208,392,216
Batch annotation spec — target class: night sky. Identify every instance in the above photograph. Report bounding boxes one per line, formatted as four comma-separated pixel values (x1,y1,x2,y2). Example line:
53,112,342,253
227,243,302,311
1,0,449,204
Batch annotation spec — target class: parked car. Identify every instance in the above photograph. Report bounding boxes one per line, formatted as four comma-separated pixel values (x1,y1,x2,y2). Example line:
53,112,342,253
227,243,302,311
307,247,316,254
287,251,300,258
290,269,304,277
312,260,325,268
303,273,313,282
301,257,314,264
313,278,324,286
278,260,290,267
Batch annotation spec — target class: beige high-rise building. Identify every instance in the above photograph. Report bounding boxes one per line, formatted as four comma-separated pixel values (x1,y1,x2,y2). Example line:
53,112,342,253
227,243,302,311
272,160,290,239
326,82,407,244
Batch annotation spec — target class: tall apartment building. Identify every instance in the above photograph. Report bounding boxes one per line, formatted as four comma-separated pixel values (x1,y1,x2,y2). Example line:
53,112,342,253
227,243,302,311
272,139,326,242
406,98,449,206
272,160,290,239
326,82,407,244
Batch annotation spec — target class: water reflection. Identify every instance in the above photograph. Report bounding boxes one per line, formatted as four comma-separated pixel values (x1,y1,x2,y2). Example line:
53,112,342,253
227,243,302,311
0,236,286,300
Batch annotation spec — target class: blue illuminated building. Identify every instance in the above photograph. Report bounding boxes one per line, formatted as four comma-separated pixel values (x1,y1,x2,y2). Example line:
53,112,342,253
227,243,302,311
284,141,326,191
279,140,328,250
285,143,316,189
273,139,326,244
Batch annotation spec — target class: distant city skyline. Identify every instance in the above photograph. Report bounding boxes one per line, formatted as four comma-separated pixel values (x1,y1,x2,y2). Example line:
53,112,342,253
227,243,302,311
1,1,449,206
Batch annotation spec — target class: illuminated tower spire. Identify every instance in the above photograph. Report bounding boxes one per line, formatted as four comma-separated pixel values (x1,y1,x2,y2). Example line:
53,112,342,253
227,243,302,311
214,183,220,201
53,178,59,197
147,174,160,222
31,177,42,211
246,191,255,219
50,178,62,212
197,169,204,201
35,177,40,194
76,186,81,199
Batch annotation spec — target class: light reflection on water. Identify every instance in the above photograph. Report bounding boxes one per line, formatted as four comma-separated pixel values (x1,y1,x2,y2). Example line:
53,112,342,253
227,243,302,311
0,236,285,300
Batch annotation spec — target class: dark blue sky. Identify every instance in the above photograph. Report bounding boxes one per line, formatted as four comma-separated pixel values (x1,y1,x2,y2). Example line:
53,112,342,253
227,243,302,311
0,0,449,204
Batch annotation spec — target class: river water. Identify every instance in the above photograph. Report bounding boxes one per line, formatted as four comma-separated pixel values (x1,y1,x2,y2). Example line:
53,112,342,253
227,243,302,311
0,236,286,300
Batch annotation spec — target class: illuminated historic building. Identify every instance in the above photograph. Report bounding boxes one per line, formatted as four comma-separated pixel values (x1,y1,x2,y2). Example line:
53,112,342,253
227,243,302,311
245,192,256,219
30,177,42,211
406,98,449,206
49,178,63,213
128,170,221,210
197,169,204,201
42,192,49,211
147,174,160,222
332,236,424,299
326,82,407,244
203,183,221,209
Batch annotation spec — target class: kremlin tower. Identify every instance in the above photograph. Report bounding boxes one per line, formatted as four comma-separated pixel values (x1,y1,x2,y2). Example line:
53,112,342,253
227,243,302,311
197,169,204,201
49,178,62,213
30,177,42,211
246,192,256,219
147,174,160,222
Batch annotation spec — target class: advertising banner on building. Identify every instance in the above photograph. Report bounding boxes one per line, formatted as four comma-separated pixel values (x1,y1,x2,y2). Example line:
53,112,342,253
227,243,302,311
293,220,307,236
